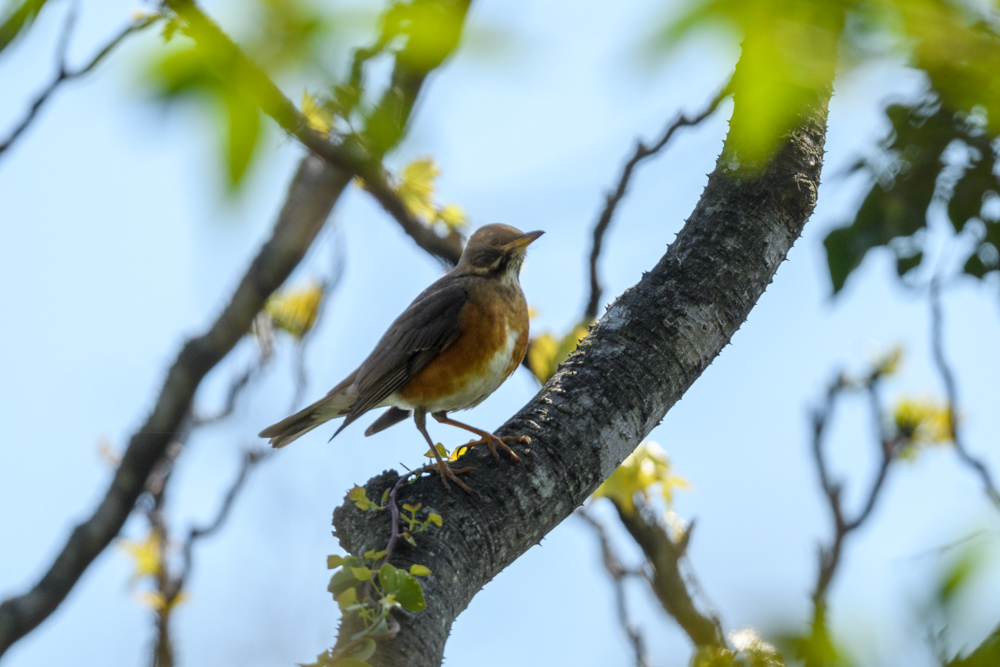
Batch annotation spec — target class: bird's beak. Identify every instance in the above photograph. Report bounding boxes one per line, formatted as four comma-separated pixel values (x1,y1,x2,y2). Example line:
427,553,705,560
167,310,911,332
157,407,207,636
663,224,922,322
503,230,544,251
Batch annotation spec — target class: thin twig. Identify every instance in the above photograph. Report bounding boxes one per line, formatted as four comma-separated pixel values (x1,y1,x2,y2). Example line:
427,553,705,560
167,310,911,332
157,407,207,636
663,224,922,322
809,370,899,652
577,507,651,667
355,174,464,267
192,360,268,427
609,502,727,651
929,278,1000,510
0,13,158,156
377,461,447,569
171,449,269,599
291,236,347,409
584,83,730,320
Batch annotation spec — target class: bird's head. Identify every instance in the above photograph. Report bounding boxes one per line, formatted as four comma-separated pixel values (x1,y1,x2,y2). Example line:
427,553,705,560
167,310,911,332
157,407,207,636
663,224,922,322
455,224,544,279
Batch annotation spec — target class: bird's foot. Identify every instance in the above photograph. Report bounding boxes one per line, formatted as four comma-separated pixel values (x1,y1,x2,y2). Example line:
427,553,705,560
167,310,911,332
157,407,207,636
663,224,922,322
433,462,475,494
467,434,528,463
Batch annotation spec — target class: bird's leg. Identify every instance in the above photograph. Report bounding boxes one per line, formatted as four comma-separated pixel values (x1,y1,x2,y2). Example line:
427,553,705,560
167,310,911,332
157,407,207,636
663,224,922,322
431,412,525,463
413,409,473,493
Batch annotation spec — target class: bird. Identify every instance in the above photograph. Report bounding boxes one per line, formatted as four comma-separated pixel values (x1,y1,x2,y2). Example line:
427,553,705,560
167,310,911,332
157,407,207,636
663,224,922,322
258,223,543,492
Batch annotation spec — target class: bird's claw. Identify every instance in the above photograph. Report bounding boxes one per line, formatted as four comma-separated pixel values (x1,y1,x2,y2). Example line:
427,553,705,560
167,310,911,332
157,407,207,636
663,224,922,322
467,434,527,463
433,462,475,494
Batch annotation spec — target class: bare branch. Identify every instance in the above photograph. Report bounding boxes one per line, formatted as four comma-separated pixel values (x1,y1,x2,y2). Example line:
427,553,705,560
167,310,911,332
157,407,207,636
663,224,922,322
172,449,269,599
584,83,730,320
192,328,273,426
577,508,652,667
929,279,1000,510
609,504,727,651
292,244,347,409
0,12,158,157
356,173,464,266
809,370,898,647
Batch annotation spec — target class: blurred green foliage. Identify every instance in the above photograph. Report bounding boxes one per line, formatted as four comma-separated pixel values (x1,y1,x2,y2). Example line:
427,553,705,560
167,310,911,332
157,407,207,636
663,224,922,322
0,0,49,55
650,0,1000,291
825,100,1000,291
145,0,471,188
822,1,1000,291
149,15,271,186
654,0,841,165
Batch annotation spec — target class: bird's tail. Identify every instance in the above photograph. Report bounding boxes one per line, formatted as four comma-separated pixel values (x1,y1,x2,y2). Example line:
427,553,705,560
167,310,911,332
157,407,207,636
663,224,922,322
258,374,358,448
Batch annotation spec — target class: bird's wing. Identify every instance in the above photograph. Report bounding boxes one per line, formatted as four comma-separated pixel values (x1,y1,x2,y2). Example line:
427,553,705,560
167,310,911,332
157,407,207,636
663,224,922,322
339,276,468,427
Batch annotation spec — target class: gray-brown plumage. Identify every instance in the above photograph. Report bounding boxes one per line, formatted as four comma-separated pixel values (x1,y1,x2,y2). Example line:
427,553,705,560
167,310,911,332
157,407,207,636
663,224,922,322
259,224,543,492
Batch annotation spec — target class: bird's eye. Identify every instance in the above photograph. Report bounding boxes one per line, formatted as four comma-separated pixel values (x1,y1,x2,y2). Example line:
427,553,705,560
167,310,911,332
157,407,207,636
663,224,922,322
487,234,500,246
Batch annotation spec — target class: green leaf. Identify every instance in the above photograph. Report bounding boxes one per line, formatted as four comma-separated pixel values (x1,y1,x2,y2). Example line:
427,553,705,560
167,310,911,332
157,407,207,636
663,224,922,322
348,486,373,511
223,91,261,187
938,546,985,608
332,83,360,117
964,250,989,278
896,250,923,278
301,90,333,137
423,443,449,459
349,638,376,662
409,564,432,577
378,563,426,612
402,503,422,513
349,566,372,581
0,0,50,55
328,567,359,597
380,488,390,506
336,586,357,611
327,554,346,569
825,104,960,293
388,0,465,73
948,148,997,232
427,513,442,527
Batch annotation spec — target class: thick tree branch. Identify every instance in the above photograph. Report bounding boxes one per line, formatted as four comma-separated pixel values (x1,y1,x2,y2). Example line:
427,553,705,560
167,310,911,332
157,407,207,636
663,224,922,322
331,84,831,666
584,84,729,320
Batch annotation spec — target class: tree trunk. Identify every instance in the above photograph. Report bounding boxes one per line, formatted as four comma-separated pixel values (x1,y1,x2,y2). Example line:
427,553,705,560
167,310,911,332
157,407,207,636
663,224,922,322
332,86,832,666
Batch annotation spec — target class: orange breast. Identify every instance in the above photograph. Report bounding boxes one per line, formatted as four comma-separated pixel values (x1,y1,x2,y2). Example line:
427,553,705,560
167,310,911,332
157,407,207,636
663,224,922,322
398,286,528,411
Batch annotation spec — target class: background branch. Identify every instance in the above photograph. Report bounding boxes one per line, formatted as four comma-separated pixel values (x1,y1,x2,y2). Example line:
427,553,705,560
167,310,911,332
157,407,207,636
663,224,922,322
0,11,157,157
808,370,898,663
929,279,1000,510
612,504,726,651
577,508,652,667
584,84,729,320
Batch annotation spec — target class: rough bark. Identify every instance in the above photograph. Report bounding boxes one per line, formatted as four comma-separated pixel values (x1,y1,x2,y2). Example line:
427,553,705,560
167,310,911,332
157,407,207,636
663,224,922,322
332,90,831,667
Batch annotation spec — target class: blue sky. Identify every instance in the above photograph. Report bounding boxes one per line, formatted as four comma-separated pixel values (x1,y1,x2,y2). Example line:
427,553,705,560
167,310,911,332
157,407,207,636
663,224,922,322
1,0,999,666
